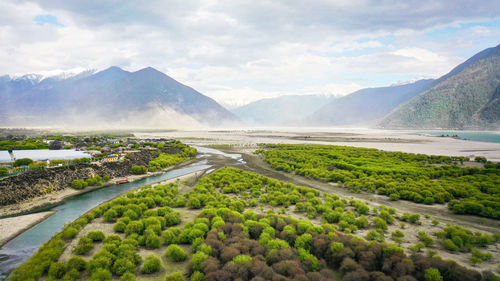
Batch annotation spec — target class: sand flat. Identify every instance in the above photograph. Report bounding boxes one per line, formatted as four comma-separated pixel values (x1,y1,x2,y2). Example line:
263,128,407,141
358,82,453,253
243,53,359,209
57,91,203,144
0,211,55,247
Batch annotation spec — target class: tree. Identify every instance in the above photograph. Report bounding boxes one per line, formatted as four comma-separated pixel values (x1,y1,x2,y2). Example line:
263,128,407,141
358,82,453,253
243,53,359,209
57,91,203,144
13,158,33,167
49,140,63,150
131,165,147,175
424,268,443,281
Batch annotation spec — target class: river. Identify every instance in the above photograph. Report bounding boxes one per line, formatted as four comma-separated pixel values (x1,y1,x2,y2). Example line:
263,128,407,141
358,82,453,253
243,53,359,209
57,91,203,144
0,146,233,280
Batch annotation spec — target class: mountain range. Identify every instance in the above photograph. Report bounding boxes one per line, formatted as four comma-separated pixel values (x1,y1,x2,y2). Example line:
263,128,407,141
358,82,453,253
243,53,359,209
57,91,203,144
305,79,436,126
0,67,239,128
381,44,500,129
1,43,499,130
231,94,336,125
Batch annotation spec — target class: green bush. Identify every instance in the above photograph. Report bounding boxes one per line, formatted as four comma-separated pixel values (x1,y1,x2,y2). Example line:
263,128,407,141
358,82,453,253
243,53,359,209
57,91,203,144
142,254,162,274
112,257,136,275
73,237,94,255
87,230,105,242
424,267,443,281
165,271,185,281
67,256,87,271
48,261,66,279
13,158,33,167
0,167,9,176
131,165,147,175
120,272,137,281
62,227,79,239
470,248,492,265
103,209,118,222
71,179,88,190
89,268,112,281
166,244,187,261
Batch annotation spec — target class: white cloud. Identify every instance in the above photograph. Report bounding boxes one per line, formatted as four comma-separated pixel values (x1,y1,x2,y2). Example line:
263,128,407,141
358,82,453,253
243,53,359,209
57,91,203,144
1,0,499,107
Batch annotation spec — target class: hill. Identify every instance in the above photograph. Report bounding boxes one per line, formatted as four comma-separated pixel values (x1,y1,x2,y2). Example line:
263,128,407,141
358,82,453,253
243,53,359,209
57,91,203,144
306,79,435,126
232,94,335,125
0,67,239,128
381,44,500,129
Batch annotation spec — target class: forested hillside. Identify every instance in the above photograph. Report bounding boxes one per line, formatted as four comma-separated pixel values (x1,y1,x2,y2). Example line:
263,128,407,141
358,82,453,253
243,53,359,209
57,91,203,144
381,45,500,129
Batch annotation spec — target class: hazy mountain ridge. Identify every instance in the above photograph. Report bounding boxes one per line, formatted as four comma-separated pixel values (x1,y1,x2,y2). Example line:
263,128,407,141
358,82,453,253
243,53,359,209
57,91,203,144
381,44,500,129
305,79,436,126
232,94,335,125
0,67,239,128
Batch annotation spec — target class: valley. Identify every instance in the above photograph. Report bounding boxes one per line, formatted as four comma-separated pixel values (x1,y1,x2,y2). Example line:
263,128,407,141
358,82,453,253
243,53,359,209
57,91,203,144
1,130,499,280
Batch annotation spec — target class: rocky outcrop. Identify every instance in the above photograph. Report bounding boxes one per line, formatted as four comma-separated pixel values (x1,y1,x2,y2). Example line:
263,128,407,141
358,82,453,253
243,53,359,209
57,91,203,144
0,149,164,206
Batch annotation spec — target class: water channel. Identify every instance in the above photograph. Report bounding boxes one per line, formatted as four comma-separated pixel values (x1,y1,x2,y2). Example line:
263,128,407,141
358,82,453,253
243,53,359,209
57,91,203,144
0,146,237,280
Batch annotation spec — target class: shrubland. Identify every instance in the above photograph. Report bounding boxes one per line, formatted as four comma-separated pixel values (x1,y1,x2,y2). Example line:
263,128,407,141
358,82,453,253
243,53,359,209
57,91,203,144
11,166,499,281
258,144,500,219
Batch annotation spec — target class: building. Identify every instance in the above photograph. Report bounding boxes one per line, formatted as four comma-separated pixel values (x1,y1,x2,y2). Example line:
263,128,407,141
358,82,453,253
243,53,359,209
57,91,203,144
101,153,126,163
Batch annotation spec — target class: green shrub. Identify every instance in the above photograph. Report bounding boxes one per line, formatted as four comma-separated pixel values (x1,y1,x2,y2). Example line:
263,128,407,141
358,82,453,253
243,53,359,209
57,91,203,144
142,254,162,274
366,230,385,242
145,234,161,249
424,267,443,281
418,231,434,247
0,167,9,175
71,179,88,190
166,244,187,262
114,221,127,232
112,257,136,275
190,271,205,281
89,268,112,281
48,261,66,279
87,230,105,242
131,165,147,175
165,271,185,281
62,227,79,239
67,256,87,271
443,239,459,251
103,209,118,222
73,237,94,255
470,248,492,265
13,158,33,167
120,272,137,281
190,252,209,272
233,254,252,265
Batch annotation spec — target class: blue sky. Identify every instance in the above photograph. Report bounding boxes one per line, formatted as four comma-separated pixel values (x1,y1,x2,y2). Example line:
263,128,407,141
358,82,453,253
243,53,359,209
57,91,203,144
0,0,499,107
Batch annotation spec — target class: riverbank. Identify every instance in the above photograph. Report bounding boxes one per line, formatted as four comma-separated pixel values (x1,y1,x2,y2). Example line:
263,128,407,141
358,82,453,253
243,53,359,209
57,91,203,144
0,158,198,218
0,211,56,248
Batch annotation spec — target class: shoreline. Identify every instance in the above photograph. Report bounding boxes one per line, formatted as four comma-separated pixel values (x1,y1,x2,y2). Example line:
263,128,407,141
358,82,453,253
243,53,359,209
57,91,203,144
0,211,56,248
0,158,198,218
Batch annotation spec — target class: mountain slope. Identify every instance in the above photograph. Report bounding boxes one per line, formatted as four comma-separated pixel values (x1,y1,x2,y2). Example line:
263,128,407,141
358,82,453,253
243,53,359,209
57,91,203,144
306,79,435,126
232,94,335,125
0,67,239,128
381,44,500,129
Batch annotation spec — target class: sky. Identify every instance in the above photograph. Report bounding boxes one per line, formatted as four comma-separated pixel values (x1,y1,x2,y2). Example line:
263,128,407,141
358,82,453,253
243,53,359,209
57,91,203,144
1,1,500,108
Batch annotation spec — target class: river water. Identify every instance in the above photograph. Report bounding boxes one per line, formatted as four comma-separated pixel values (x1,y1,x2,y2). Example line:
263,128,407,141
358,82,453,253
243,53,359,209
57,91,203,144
0,146,233,280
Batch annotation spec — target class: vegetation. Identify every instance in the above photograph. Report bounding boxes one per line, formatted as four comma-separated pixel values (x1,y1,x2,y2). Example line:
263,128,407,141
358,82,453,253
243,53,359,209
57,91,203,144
13,158,34,167
130,165,147,175
148,141,197,172
0,167,8,176
259,144,500,219
0,138,48,150
11,167,498,281
142,254,162,274
166,244,187,262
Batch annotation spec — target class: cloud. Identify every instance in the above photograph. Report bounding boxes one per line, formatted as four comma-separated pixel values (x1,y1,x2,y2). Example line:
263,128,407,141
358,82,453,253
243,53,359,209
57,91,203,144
1,0,500,107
